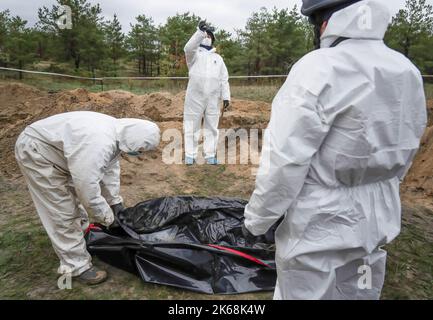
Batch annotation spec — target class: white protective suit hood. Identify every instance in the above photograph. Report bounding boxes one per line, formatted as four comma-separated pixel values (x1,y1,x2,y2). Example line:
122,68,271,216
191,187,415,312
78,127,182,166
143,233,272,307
116,119,161,153
320,0,391,48
201,37,213,47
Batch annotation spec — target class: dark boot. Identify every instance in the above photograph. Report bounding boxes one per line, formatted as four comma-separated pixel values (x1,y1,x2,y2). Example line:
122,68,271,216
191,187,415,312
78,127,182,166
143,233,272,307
75,267,108,285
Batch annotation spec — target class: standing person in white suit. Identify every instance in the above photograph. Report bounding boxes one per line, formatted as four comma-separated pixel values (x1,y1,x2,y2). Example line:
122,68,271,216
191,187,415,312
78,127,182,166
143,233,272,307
15,111,160,285
183,20,231,165
243,0,427,299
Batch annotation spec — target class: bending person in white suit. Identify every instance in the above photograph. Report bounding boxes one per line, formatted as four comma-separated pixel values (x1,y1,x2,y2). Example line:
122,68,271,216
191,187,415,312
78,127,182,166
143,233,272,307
15,111,160,285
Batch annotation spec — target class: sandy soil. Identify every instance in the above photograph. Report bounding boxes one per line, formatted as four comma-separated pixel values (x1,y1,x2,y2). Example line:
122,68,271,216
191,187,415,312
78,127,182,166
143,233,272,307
0,83,432,299
1,83,432,205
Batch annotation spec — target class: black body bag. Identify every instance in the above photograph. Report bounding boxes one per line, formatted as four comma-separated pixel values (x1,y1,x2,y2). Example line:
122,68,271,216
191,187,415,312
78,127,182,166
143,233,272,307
85,196,277,294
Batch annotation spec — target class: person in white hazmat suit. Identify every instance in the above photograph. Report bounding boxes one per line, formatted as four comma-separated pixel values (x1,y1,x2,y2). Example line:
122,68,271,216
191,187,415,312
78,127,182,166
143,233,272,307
243,0,427,300
15,111,160,285
183,20,231,165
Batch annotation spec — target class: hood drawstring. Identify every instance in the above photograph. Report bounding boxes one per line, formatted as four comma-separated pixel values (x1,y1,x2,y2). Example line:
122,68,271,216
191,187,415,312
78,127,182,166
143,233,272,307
199,44,213,51
330,37,350,48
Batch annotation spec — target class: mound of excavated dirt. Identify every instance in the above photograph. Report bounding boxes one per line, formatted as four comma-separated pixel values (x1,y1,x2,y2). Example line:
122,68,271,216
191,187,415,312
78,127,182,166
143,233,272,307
403,99,433,196
3,82,431,198
0,83,271,177
398,99,433,201
405,124,433,195
427,99,433,127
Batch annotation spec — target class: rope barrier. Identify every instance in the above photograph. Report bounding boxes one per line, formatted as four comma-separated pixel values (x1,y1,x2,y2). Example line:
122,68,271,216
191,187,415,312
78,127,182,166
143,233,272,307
0,67,290,80
0,67,103,81
1,66,432,81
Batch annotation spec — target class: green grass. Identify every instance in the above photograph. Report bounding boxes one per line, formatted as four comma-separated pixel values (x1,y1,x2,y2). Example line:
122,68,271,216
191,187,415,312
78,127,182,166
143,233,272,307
230,85,280,103
382,206,433,299
0,77,279,103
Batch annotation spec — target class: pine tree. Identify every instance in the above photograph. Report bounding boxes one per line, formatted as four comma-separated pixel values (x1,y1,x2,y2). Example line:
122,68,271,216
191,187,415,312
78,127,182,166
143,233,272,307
386,0,433,73
159,13,201,76
104,15,125,69
127,15,159,76
37,0,106,71
0,11,37,76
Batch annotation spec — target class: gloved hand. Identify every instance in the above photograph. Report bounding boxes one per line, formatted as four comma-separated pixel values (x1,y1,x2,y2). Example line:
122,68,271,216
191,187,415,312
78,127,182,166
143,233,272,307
111,203,125,215
223,100,230,112
198,20,208,32
242,224,253,240
108,219,120,231
107,203,124,232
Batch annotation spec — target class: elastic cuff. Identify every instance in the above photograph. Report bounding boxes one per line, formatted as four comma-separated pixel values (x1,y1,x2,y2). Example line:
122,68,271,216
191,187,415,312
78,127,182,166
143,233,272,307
58,261,92,277
103,212,114,227
73,263,93,277
108,197,123,207
244,219,270,237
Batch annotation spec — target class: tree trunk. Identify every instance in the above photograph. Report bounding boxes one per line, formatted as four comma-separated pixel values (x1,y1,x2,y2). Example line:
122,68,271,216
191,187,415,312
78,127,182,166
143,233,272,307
74,55,80,70
403,35,411,58
255,39,261,75
18,60,23,80
143,55,147,76
38,40,44,58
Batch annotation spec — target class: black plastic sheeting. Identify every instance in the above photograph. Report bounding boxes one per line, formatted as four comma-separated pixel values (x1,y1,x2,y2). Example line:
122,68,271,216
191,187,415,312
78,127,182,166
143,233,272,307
85,196,277,294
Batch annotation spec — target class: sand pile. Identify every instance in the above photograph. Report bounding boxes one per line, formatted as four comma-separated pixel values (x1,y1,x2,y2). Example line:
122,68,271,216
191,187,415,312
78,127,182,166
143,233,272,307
405,124,433,196
427,99,433,127
1,83,431,191
0,83,270,177
401,98,433,197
